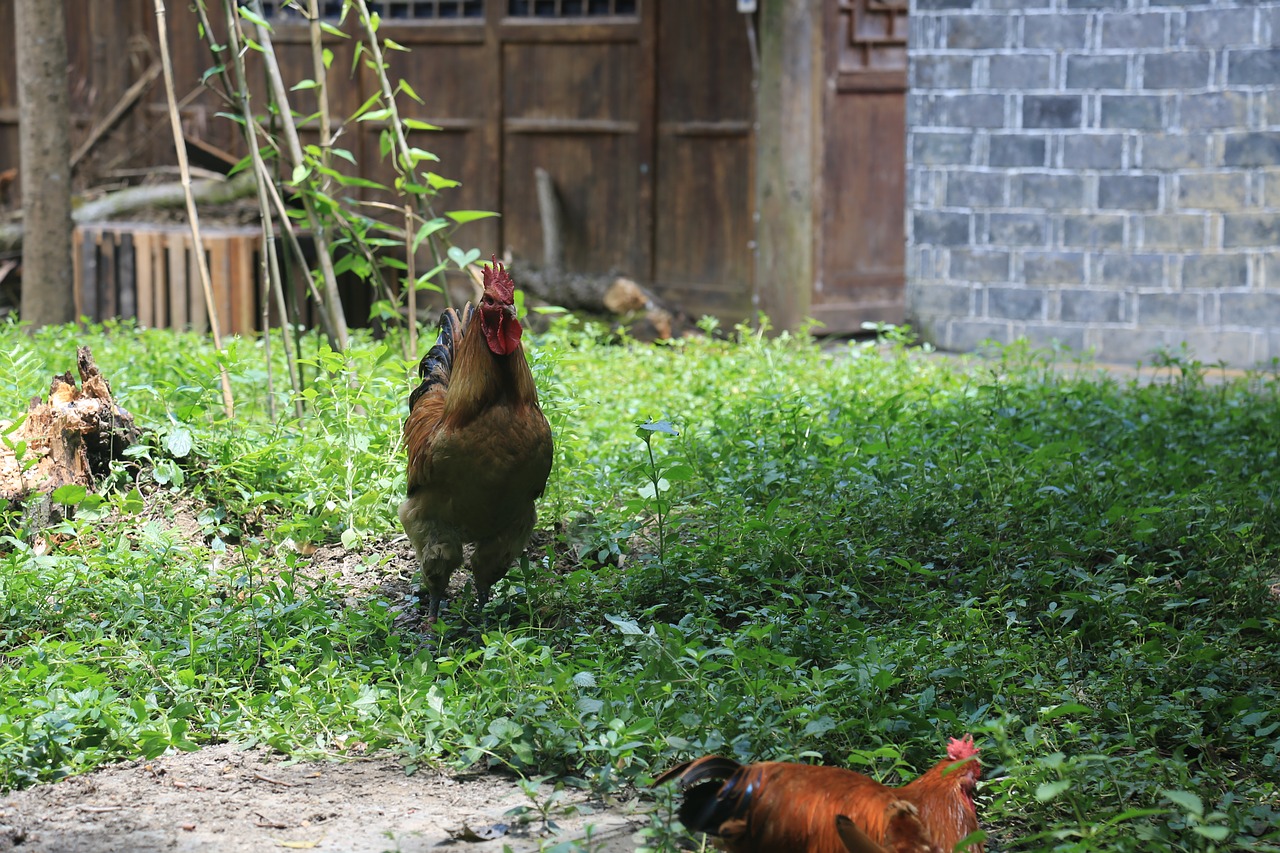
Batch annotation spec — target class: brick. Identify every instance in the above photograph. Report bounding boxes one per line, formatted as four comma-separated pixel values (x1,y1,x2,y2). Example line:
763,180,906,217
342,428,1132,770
1223,213,1280,247
1064,214,1126,247
1226,49,1280,86
948,320,1014,350
1063,134,1124,169
1177,173,1247,210
917,0,974,9
1099,254,1167,287
1024,14,1089,50
912,133,975,166
1173,330,1259,365
1101,95,1164,130
1066,0,1124,8
946,15,1009,49
1223,133,1280,168
1268,93,1280,127
1061,289,1124,323
922,94,1006,129
989,212,1049,245
1180,92,1248,130
1185,9,1257,48
912,56,975,90
1183,254,1249,288
1220,292,1280,327
989,135,1046,167
1265,169,1280,209
1099,175,1161,210
914,211,971,246
1065,55,1129,90
1018,173,1087,208
992,0,1049,7
1137,292,1202,325
951,249,1011,282
1266,254,1280,290
946,170,1006,207
1101,13,1168,50
911,283,975,316
988,287,1045,320
988,55,1054,90
1024,96,1083,129
1092,328,1175,365
1020,324,1087,352
1141,133,1207,169
1143,52,1213,89
1024,251,1086,284
1142,215,1207,249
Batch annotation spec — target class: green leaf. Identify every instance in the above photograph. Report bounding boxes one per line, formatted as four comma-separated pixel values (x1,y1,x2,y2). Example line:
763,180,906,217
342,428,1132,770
1041,702,1090,721
236,6,272,31
447,247,481,269
605,614,644,636
52,484,87,507
290,79,319,91
1162,790,1204,817
1035,780,1071,802
445,210,500,224
637,419,678,437
165,427,193,459
1193,825,1230,841
404,118,442,131
290,163,310,184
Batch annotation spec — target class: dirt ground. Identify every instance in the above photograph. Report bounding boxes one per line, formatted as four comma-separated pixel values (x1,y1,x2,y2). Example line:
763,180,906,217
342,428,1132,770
0,743,647,852
0,525,650,853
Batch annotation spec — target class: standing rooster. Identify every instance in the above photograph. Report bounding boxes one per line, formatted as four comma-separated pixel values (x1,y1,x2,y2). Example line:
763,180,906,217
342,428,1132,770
654,735,982,853
400,258,553,622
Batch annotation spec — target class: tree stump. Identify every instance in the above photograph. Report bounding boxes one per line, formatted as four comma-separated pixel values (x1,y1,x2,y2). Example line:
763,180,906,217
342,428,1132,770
0,346,140,505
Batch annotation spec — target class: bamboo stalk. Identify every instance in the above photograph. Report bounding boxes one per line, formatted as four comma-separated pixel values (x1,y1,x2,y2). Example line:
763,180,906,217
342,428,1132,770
244,0,349,352
151,0,235,418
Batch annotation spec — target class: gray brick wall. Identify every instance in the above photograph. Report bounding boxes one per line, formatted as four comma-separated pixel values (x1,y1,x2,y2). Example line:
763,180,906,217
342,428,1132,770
906,0,1280,366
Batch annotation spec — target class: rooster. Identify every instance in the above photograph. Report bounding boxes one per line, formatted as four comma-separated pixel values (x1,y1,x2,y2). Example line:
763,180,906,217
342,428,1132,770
654,735,982,853
837,805,944,853
399,258,553,622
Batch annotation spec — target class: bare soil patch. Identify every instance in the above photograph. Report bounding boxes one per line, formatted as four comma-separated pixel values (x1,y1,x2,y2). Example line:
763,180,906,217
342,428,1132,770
0,744,645,852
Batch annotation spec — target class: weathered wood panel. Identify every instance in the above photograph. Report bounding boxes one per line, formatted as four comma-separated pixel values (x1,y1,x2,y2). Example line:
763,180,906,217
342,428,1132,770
654,0,754,322
815,0,907,332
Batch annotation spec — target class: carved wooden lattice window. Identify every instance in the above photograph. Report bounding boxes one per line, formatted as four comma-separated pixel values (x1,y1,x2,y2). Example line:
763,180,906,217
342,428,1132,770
838,0,907,74
507,0,637,17
258,1,484,19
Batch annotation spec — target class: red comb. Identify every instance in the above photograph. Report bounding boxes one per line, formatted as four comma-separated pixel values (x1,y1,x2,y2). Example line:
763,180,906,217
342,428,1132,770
946,734,980,761
481,255,515,304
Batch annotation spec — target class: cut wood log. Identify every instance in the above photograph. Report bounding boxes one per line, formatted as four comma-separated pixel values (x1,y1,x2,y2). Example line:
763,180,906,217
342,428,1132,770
507,260,693,341
0,346,140,504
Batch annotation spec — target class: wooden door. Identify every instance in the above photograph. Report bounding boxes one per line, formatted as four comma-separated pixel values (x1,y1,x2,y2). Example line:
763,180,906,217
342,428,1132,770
651,0,755,322
816,0,907,333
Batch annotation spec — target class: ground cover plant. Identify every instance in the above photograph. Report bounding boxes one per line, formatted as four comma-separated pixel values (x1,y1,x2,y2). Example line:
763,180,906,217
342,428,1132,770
0,316,1277,852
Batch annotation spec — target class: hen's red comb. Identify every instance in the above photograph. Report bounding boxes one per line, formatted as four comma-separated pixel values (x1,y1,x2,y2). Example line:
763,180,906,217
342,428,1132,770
482,255,515,305
946,734,980,761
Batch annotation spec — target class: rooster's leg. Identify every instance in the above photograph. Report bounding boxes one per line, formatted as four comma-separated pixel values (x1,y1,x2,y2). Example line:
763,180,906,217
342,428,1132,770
399,499,462,622
469,506,536,619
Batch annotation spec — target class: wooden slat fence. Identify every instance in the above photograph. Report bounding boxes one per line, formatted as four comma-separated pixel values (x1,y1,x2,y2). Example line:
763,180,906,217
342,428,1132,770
73,223,259,334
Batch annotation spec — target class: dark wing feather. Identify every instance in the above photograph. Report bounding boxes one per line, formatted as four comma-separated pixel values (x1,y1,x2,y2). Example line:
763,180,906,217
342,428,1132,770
408,304,472,413
653,756,758,839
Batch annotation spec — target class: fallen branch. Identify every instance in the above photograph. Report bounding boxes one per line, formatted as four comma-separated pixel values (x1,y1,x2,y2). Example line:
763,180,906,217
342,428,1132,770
71,62,163,168
0,171,256,251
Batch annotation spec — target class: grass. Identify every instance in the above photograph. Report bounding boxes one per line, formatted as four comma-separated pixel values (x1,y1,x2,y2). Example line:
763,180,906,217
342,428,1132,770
0,315,1278,851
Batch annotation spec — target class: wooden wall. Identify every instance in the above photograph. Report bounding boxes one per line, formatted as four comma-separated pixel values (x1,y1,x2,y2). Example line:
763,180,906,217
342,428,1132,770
1,1,909,334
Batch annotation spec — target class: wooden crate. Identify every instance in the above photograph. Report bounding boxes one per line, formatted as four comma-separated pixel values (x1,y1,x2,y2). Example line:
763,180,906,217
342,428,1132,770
73,223,259,335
